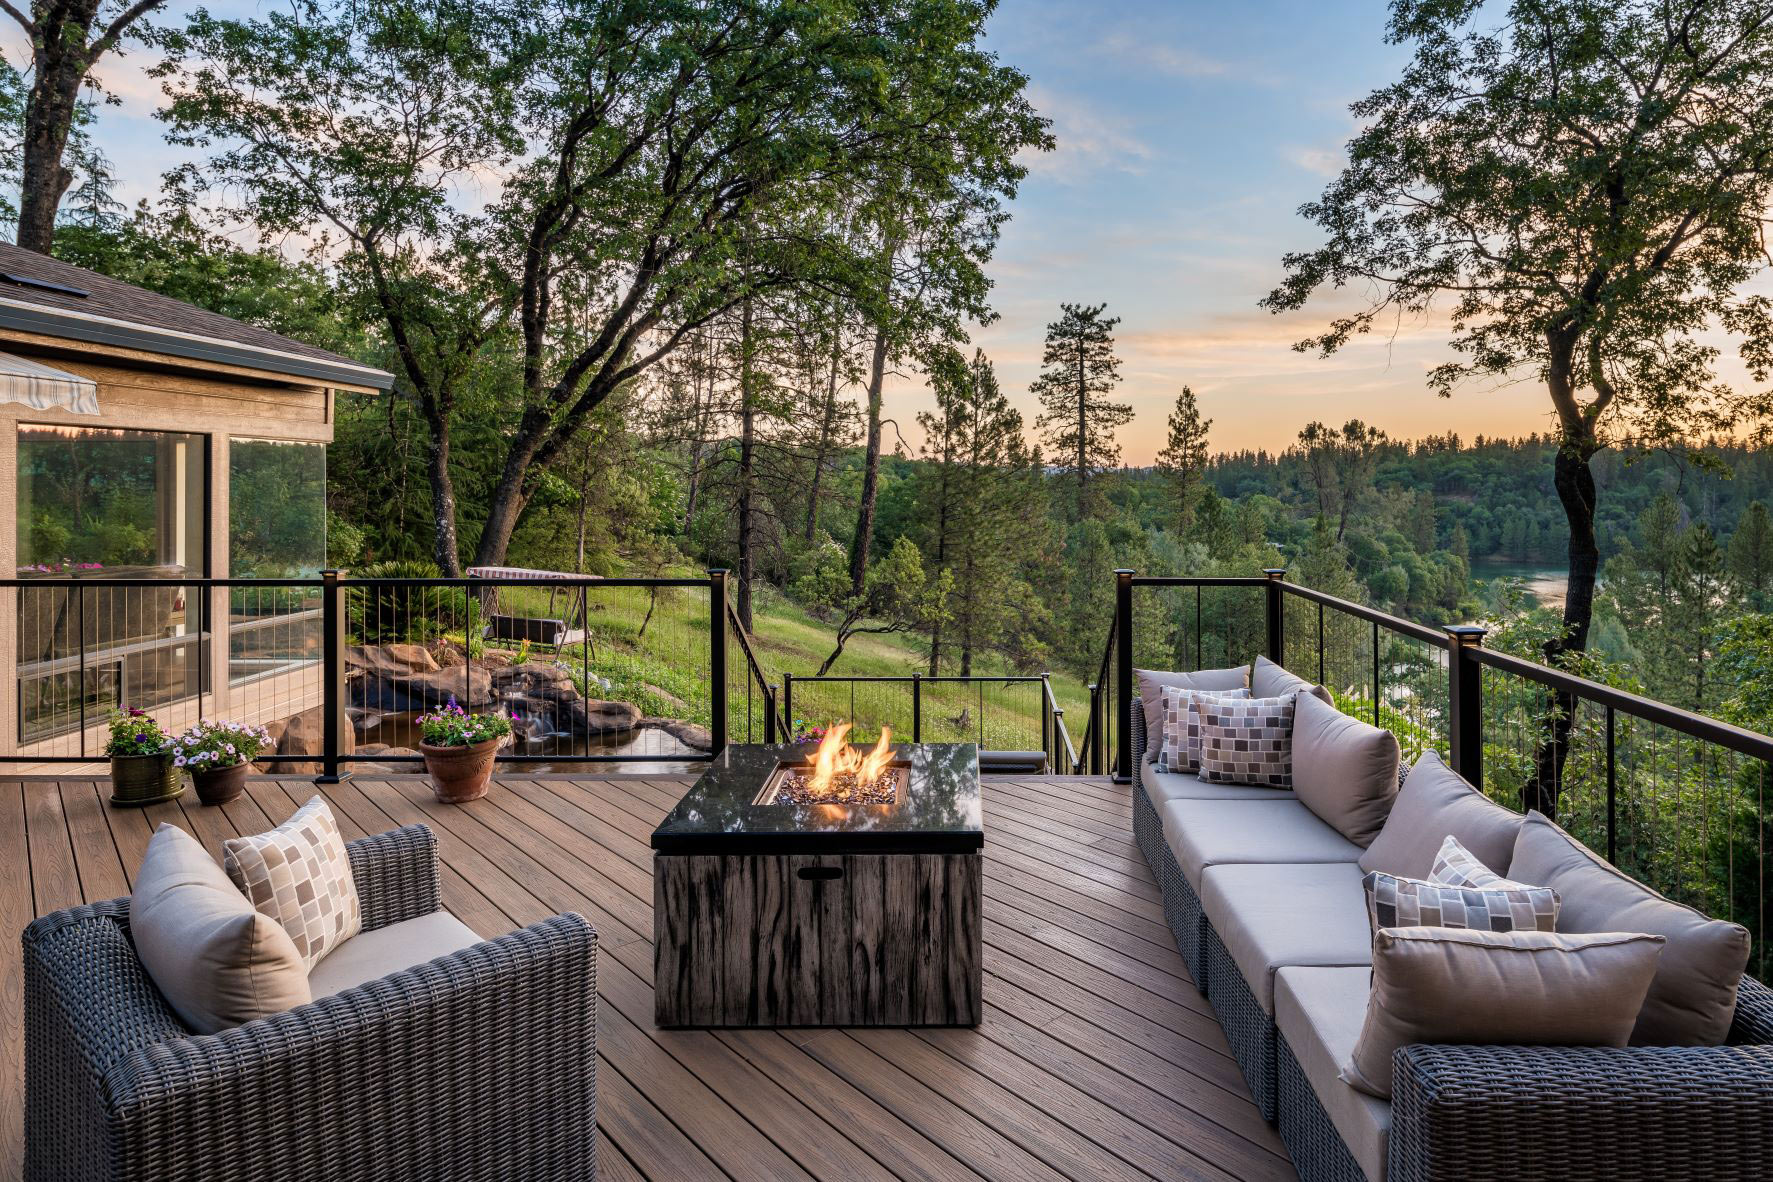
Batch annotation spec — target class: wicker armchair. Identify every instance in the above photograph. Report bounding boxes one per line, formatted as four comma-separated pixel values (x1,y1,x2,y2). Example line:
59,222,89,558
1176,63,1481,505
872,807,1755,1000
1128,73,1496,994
23,824,598,1182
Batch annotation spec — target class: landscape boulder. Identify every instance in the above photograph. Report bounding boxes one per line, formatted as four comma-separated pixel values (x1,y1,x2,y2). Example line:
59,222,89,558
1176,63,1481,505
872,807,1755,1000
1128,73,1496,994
266,704,356,775
353,662,495,711
570,699,643,736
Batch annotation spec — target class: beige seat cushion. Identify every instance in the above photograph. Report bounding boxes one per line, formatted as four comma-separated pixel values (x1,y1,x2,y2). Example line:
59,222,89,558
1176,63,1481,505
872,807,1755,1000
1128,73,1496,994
1136,665,1248,761
1276,966,1391,1182
1142,757,1294,805
1249,655,1334,705
1291,691,1399,847
1343,927,1664,1098
308,910,485,998
1201,862,1374,1011
130,823,312,1034
1162,797,1363,893
1359,751,1522,880
223,795,363,970
1509,812,1750,1046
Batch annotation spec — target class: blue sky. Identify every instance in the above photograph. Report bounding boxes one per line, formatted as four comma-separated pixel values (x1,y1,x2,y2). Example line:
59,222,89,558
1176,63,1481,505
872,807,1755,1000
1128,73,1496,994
6,0,1572,459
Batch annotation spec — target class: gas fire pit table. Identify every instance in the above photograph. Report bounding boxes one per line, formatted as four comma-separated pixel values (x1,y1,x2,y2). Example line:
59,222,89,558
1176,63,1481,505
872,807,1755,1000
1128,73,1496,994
651,740,982,1028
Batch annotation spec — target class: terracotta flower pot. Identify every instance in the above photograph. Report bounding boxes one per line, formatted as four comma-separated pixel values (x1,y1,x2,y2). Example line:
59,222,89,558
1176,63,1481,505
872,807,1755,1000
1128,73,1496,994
109,753,183,807
420,736,502,803
191,760,249,806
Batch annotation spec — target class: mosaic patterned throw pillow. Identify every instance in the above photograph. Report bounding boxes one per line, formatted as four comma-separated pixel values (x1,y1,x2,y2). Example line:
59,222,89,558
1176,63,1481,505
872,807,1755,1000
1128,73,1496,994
1155,686,1251,774
1363,869,1560,934
223,796,362,970
1430,833,1516,889
1194,694,1296,788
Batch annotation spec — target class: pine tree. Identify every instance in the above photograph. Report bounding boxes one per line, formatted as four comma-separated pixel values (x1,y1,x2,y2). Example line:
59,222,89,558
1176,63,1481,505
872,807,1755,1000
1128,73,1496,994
1672,523,1726,708
1154,387,1211,533
1728,500,1773,607
1031,303,1131,513
917,349,1030,674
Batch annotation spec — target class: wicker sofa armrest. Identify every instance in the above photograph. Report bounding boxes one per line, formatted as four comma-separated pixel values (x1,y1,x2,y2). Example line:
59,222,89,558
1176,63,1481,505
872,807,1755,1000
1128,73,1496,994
93,912,598,1181
346,823,440,931
1729,975,1773,1045
1389,1042,1773,1181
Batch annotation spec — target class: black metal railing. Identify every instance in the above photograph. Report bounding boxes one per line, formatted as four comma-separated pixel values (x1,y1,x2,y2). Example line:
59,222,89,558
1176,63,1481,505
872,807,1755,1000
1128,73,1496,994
1095,567,1772,978
776,671,1076,772
3,569,786,775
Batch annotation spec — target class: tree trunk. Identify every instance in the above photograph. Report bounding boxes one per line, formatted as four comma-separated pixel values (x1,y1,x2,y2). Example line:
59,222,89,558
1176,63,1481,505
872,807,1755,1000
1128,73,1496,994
849,323,889,592
423,409,464,577
1527,437,1602,819
737,290,758,632
16,58,86,254
805,334,843,543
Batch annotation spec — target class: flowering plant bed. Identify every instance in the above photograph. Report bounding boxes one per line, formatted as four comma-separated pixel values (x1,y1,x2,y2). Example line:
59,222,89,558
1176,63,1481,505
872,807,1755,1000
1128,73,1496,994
414,699,515,747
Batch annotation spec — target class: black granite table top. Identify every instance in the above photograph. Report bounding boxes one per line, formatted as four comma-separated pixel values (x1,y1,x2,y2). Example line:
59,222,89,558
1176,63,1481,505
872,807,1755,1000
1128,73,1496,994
650,742,983,855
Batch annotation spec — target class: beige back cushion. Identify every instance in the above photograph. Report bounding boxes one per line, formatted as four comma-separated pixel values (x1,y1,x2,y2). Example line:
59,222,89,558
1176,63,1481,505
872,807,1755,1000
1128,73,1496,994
1342,927,1664,1098
1510,812,1750,1046
131,823,312,1034
1249,655,1334,706
1291,691,1400,846
223,796,362,970
1136,665,1248,761
1359,751,1523,880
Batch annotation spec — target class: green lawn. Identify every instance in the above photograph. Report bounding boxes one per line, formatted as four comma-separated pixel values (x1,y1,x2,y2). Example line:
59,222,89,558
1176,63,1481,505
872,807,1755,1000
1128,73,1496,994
482,579,1094,759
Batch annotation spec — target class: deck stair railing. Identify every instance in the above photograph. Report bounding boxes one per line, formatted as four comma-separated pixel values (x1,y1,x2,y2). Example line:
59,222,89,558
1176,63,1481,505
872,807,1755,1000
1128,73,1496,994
1087,567,1773,980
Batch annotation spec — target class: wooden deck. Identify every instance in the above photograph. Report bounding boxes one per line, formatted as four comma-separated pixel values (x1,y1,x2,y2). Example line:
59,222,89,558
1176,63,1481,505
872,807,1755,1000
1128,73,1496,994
0,774,1295,1181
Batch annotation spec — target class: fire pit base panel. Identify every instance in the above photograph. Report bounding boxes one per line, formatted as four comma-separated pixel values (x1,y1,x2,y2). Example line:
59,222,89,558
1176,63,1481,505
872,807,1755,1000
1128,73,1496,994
649,742,984,1027
653,850,981,1027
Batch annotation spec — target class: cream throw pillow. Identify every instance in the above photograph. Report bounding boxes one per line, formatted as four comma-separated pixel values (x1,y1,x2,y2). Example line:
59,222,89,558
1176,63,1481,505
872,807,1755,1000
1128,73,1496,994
1342,926,1664,1098
131,823,311,1033
223,795,362,969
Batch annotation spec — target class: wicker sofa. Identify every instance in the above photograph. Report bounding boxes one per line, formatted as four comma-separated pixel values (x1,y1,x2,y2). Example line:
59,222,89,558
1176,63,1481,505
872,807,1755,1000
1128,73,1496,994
23,823,599,1182
1129,702,1773,1182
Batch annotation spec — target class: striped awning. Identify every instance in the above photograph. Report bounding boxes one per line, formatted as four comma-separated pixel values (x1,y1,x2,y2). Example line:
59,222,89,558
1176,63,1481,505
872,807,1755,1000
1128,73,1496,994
0,351,99,415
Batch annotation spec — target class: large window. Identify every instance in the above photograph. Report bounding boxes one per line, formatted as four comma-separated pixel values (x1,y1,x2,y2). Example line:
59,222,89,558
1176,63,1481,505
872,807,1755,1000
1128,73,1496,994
229,438,326,576
228,438,326,687
15,426,208,743
17,425,205,575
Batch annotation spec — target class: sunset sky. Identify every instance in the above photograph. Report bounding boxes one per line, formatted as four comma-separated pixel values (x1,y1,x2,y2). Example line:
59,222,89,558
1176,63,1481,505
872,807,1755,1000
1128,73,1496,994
9,1,1743,460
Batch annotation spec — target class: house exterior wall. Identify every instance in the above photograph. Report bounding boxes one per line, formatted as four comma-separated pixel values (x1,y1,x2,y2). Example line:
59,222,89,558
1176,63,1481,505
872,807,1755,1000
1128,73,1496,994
0,331,343,768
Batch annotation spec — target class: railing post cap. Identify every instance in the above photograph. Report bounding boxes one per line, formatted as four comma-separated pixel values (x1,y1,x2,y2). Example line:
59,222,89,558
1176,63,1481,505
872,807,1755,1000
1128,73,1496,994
1262,567,1287,579
1114,567,1136,577
706,567,730,576
1446,624,1487,644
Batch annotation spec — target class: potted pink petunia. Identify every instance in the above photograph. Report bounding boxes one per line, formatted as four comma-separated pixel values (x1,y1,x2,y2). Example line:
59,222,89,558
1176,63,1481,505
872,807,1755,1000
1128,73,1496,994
415,698,513,803
169,720,274,806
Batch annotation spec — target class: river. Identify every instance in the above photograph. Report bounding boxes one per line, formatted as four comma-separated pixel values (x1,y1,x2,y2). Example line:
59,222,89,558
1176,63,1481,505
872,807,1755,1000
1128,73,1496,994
1466,557,1567,612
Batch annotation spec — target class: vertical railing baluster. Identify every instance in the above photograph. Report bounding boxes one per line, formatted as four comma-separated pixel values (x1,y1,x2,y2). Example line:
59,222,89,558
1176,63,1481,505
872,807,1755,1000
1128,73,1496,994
1371,618,1380,726
1606,705,1617,864
912,672,922,743
1317,601,1325,686
77,583,86,759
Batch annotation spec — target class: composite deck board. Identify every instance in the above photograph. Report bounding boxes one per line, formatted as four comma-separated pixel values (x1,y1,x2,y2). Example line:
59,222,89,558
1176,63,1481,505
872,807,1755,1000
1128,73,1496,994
2,773,1293,1181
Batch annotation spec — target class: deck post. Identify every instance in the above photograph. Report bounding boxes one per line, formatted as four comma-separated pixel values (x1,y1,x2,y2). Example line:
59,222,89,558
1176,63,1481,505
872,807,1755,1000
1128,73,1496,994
317,569,349,784
1114,569,1135,783
1445,625,1487,787
709,570,729,756
1263,568,1286,665
912,672,922,743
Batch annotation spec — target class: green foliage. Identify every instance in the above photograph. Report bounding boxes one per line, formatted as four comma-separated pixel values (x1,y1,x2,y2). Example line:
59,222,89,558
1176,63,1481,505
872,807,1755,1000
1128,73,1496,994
1031,303,1131,512
346,560,472,643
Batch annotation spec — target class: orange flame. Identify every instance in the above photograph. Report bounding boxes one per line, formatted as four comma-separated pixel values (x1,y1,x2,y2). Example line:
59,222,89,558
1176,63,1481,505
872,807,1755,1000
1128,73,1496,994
805,723,894,796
